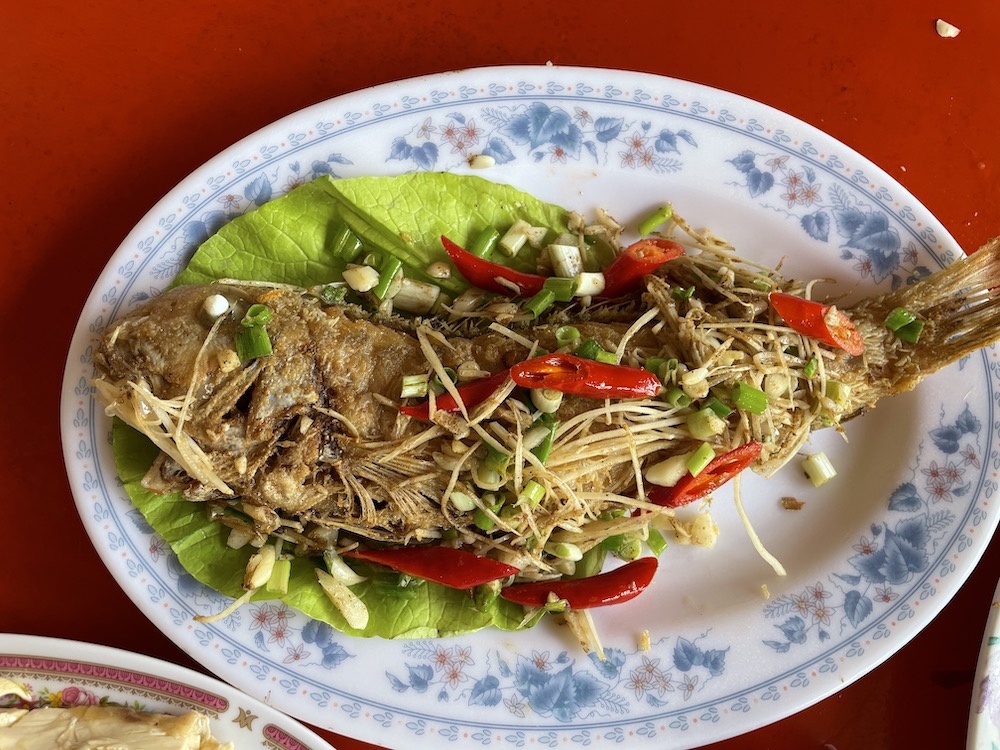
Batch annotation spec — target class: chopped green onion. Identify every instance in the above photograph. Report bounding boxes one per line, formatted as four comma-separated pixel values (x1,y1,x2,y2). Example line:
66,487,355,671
686,442,717,477
265,558,291,594
234,326,273,362
731,382,769,415
595,350,618,365
482,446,512,475
529,417,559,464
449,491,478,513
392,277,441,314
530,387,563,414
544,276,579,302
372,256,403,300
319,284,347,304
574,338,605,360
555,325,580,347
474,496,504,531
803,356,818,379
518,479,545,508
549,243,584,278
801,451,837,487
895,319,925,344
329,223,364,261
570,545,607,579
825,380,851,408
637,203,673,237
431,367,458,394
544,541,583,561
524,288,556,318
473,579,502,610
574,271,607,297
361,251,382,267
499,221,531,257
470,226,501,258
644,356,669,380
472,462,505,491
664,386,692,409
400,374,429,399
703,396,733,419
241,304,272,328
672,285,695,300
687,407,726,440
602,533,641,561
884,306,917,331
646,529,669,556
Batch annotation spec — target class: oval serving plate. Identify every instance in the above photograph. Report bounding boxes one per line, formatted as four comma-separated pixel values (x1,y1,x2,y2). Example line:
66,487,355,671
0,634,335,748
62,65,1000,748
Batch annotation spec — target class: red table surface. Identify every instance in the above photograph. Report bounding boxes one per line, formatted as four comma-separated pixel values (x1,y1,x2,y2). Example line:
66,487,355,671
2,1,998,748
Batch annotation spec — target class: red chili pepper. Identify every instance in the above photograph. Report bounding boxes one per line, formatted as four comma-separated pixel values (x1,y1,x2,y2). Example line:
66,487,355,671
342,545,521,589
500,557,658,609
510,353,661,400
647,441,763,508
768,292,865,356
600,238,684,298
441,235,547,297
399,369,511,421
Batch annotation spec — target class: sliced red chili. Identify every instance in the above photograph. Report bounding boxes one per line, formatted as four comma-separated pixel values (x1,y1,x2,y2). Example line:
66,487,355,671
399,369,511,421
647,441,763,508
600,238,684,298
768,292,865,357
510,353,661,399
342,545,520,590
441,235,547,297
500,557,658,609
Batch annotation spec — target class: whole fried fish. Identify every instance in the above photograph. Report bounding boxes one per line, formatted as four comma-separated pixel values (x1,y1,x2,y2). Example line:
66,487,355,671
93,234,1000,571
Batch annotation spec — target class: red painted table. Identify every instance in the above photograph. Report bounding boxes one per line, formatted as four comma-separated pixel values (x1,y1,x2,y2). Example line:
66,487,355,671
2,1,997,747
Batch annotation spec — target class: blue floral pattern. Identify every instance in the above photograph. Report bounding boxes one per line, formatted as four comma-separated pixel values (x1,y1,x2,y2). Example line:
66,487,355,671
63,67,996,749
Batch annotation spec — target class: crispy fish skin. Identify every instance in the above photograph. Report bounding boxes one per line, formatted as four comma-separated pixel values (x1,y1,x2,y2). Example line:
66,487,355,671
93,236,1000,545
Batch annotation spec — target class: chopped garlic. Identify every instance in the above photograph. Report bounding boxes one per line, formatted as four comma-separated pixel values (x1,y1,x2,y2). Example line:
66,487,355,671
935,18,961,37
216,349,240,373
343,265,380,293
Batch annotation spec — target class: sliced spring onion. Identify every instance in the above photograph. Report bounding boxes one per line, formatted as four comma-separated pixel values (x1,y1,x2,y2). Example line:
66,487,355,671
574,338,605,360
525,288,556,318
637,204,673,237
645,452,692,487
574,271,607,297
400,374,429,399
544,276,579,302
672,285,696,300
686,442,717,477
323,549,367,585
595,350,618,365
474,497,504,531
518,479,545,508
472,462,505,492
529,417,559,464
825,380,852,408
644,356,669,380
687,407,726,440
895,319,925,344
482,445,512,475
330,223,364,261
801,451,837,486
703,396,733,419
664,386,692,409
884,306,917,331
530,387,563,414
449,490,478,512
646,528,669,556
470,226,501,258
570,545,607,579
393,277,441,314
544,541,584,561
320,284,347,304
731,382,769,415
803,356,818,378
555,325,580,347
342,265,380,293
265,558,292,594
499,220,532,257
234,325,273,362
241,303,272,327
549,243,583,278
372,257,403,300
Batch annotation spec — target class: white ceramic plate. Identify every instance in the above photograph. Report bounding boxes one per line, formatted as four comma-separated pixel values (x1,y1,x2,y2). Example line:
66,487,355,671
0,634,335,748
62,65,1000,749
969,579,1000,748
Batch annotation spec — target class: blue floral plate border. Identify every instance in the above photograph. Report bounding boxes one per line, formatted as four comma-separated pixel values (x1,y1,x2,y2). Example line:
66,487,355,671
61,65,999,749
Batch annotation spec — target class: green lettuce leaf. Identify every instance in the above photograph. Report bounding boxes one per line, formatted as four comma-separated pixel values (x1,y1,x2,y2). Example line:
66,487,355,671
174,173,569,293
